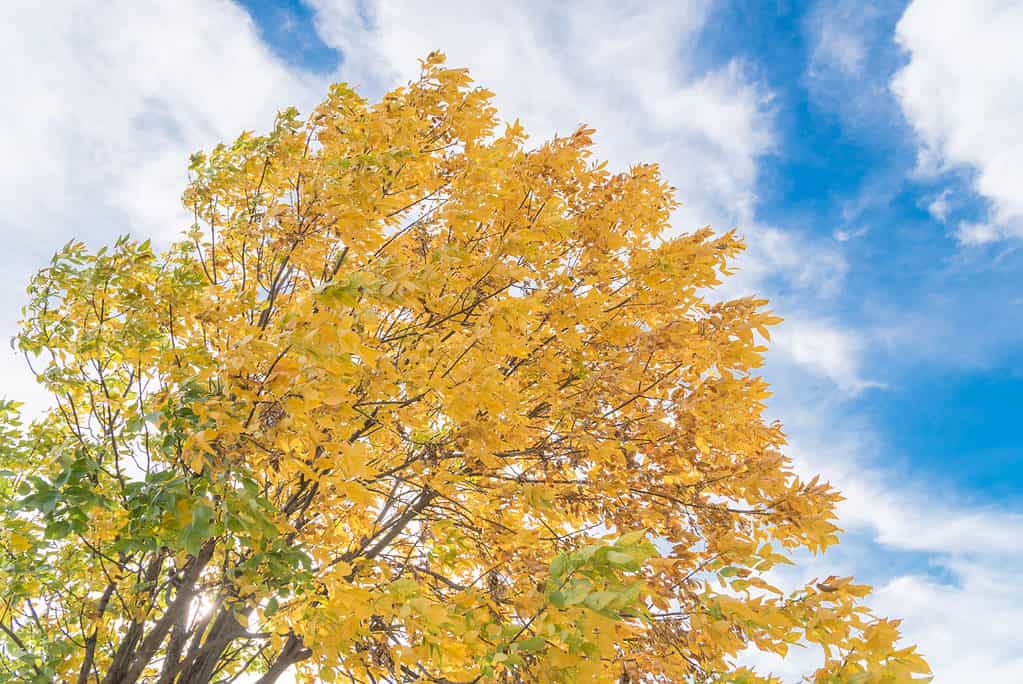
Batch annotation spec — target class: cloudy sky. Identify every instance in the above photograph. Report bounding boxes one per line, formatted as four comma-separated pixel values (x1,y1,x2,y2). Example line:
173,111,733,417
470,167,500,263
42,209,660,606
2,1,1021,681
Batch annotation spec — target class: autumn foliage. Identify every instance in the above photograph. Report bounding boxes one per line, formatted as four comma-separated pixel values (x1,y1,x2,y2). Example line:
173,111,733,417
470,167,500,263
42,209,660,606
0,54,929,683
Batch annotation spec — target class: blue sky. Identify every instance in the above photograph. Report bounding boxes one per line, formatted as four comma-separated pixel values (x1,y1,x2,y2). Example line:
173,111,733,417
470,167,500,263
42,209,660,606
2,1,1021,680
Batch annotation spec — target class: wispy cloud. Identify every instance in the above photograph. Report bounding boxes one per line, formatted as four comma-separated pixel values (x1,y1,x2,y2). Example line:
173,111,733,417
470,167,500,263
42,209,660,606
833,225,870,242
807,2,869,78
771,318,881,394
927,189,952,222
802,0,906,133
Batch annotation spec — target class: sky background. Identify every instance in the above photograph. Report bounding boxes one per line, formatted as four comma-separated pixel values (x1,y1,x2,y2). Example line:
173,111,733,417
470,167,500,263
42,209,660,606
1,1,1021,681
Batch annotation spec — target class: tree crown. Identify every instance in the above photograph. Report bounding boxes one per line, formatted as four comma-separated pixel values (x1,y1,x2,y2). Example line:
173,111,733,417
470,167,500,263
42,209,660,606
0,53,929,684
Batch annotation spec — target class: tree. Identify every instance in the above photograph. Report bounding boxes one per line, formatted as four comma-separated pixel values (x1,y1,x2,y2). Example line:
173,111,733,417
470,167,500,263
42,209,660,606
0,53,929,684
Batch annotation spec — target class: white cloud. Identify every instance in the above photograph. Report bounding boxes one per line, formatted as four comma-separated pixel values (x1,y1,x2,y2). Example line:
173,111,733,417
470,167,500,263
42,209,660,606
0,1,326,242
872,563,1023,682
734,223,849,298
833,225,870,242
802,0,902,132
928,189,952,222
955,220,1002,246
893,0,1023,243
831,466,1023,558
771,318,880,394
807,4,868,78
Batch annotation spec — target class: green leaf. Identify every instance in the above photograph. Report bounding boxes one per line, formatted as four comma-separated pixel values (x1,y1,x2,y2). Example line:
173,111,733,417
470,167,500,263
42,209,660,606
583,590,616,612
606,550,637,568
562,579,591,606
514,636,546,653
181,524,206,556
265,596,279,616
240,477,259,496
45,519,72,540
616,530,647,546
548,553,569,579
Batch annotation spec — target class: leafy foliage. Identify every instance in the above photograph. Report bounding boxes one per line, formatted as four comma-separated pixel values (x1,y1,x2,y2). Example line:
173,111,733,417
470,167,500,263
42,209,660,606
0,53,929,683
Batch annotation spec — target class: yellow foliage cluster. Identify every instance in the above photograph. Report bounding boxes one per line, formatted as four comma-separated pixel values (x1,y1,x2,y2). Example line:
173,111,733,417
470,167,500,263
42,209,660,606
0,53,928,683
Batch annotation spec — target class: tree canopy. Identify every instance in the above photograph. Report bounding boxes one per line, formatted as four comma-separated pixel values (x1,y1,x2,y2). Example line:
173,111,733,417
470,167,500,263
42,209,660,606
0,53,929,684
